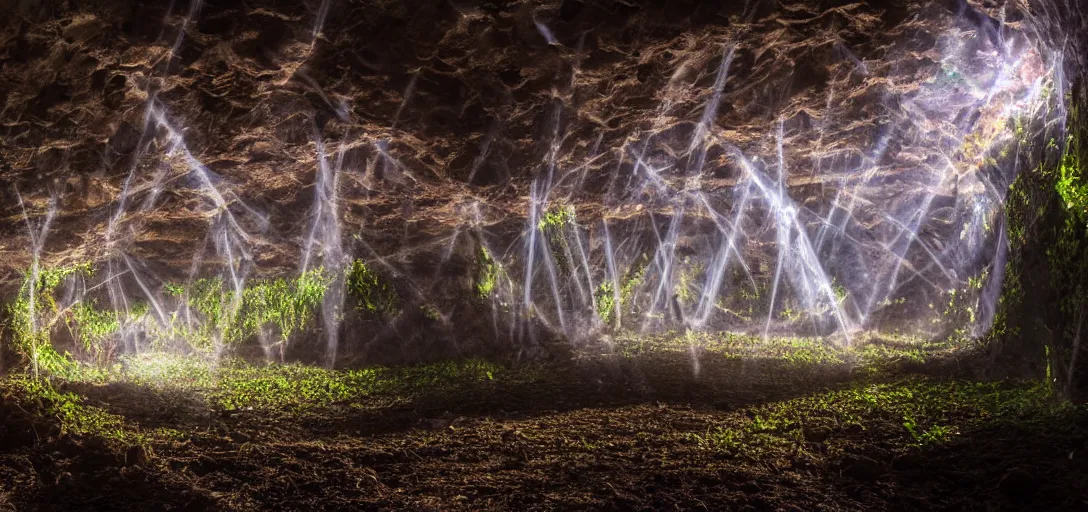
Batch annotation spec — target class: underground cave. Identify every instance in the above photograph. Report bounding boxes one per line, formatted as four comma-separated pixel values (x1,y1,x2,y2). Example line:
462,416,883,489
1,0,1087,509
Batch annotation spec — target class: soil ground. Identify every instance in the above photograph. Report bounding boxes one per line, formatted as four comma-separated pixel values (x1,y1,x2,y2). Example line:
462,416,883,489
2,334,1087,511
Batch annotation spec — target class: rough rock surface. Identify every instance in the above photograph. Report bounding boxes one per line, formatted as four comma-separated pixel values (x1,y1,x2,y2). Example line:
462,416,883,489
0,0,1077,361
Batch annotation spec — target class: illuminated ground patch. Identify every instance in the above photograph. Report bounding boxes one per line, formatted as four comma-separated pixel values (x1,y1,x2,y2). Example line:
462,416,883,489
1,339,1085,510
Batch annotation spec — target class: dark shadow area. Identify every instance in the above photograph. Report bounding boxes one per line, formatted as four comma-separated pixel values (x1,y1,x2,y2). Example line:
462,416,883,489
0,402,214,512
824,406,1088,511
63,380,215,432
23,466,215,512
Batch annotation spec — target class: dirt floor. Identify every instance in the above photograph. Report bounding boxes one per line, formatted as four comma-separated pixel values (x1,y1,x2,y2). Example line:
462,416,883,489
2,335,1087,511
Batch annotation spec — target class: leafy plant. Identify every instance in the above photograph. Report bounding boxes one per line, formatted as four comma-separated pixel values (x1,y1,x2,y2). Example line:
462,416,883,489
832,278,848,304
68,300,122,362
4,263,94,375
476,246,499,299
420,304,441,320
6,376,134,442
238,268,330,341
1056,130,1087,227
595,281,616,324
537,204,576,233
537,204,579,274
593,256,650,329
902,415,956,446
778,301,801,322
689,427,742,452
620,258,648,309
675,260,703,304
346,260,398,314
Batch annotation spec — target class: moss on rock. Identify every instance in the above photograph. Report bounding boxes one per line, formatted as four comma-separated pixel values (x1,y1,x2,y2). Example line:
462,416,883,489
993,84,1088,400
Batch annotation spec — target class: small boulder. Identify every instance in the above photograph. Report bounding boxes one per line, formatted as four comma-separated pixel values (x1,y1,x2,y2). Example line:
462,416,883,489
63,15,106,44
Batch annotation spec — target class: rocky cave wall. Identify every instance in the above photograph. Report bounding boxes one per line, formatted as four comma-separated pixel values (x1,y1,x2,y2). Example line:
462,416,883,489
993,81,1088,400
0,0,1085,368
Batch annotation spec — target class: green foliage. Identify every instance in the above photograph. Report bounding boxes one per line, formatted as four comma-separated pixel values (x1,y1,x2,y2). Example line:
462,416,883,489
687,409,796,458
35,263,94,302
902,416,956,446
1048,108,1088,348
209,364,382,410
1056,161,1087,222
186,276,231,347
346,259,398,314
778,301,802,322
0,353,541,451
610,331,947,372
996,94,1088,396
966,270,987,291
690,377,1060,460
3,263,94,374
832,278,849,305
537,204,576,233
1055,118,1087,226
60,353,518,412
68,300,121,358
3,264,336,370
592,256,650,329
476,246,499,299
67,300,150,355
993,170,1034,344
181,269,331,348
538,204,578,273
5,376,133,442
1045,345,1053,385
239,268,330,341
392,359,508,393
620,258,648,308
688,427,744,453
675,260,703,304
595,281,616,324
162,282,185,296
738,280,761,301
420,304,441,320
